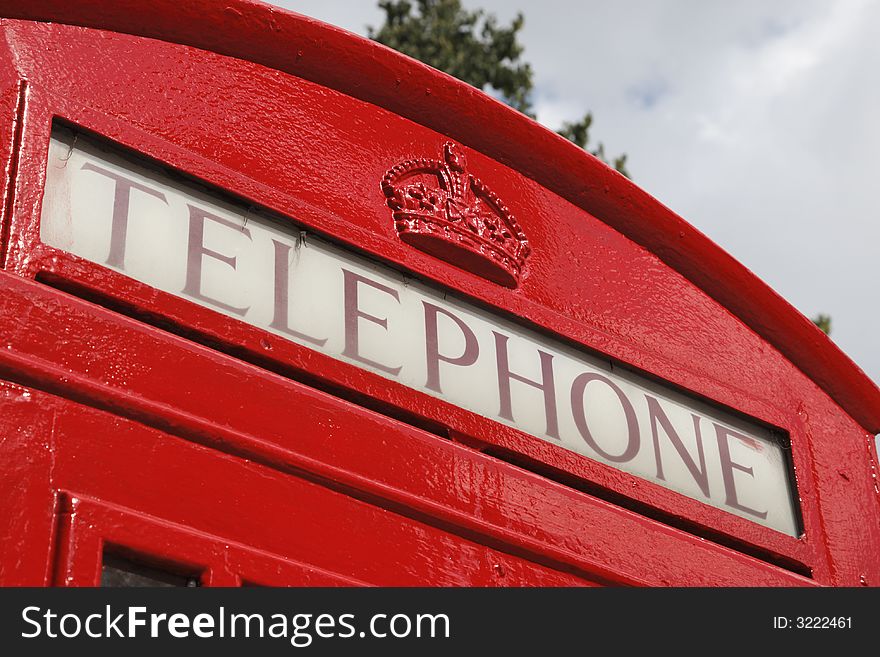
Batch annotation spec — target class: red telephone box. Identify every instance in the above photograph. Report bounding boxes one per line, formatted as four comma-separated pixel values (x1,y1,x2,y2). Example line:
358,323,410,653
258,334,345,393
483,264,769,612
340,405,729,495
0,0,878,587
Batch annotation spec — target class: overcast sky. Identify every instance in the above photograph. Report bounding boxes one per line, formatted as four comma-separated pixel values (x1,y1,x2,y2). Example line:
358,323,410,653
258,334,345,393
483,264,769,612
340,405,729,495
270,0,879,388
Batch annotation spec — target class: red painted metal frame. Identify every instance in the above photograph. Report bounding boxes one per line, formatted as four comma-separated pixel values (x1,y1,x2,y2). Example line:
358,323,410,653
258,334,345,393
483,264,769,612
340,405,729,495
55,496,365,587
2,384,590,587
4,40,820,573
0,303,810,587
0,3,877,587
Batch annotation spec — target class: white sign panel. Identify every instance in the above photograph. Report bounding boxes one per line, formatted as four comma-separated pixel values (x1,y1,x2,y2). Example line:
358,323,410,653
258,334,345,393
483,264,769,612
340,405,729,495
40,129,800,536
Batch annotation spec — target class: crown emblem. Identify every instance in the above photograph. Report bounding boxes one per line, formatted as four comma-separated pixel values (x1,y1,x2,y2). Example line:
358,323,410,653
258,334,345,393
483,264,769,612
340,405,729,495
381,143,530,288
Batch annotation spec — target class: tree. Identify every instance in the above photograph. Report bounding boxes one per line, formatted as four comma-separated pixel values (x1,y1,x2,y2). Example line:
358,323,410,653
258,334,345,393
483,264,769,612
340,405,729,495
557,113,629,178
812,313,831,335
369,0,629,177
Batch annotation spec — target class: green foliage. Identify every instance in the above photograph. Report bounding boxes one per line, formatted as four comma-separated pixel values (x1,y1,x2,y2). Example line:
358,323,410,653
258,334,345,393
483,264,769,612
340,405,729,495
558,113,630,178
369,0,534,114
812,313,832,335
369,0,629,177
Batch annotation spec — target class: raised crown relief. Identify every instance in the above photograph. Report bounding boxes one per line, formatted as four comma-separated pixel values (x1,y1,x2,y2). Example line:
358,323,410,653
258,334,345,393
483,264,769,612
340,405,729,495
381,142,530,288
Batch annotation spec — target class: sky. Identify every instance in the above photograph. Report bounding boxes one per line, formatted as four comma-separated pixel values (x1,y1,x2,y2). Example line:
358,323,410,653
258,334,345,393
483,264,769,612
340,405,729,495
269,0,880,391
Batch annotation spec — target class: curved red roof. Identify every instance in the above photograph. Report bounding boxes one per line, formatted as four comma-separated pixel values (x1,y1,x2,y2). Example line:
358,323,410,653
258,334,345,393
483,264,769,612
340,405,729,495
2,0,878,432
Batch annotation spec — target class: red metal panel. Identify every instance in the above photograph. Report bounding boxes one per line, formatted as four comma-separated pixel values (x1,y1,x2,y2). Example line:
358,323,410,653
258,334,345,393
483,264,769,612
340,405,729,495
0,382,59,586
2,386,593,587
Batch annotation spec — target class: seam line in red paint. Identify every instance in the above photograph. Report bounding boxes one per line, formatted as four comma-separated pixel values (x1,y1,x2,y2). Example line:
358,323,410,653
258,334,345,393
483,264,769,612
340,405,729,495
0,78,26,269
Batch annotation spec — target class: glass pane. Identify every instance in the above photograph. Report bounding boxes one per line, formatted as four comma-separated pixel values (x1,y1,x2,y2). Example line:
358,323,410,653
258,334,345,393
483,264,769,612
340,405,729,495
101,553,199,587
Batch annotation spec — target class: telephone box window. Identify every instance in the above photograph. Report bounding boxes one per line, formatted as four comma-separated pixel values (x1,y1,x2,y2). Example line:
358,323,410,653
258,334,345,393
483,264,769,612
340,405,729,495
101,553,200,587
